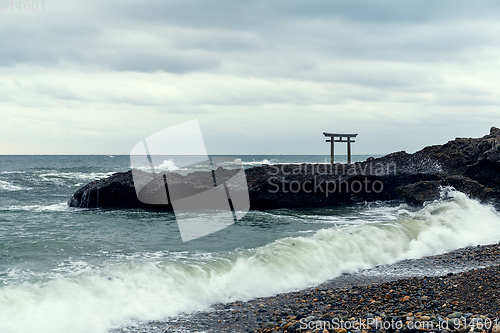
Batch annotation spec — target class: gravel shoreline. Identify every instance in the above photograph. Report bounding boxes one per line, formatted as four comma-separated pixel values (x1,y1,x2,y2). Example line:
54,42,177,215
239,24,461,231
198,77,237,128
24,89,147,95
113,243,500,333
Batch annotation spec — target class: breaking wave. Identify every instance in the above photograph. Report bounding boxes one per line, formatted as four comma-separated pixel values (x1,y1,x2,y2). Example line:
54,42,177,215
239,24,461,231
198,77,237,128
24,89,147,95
0,180,25,191
1,189,500,333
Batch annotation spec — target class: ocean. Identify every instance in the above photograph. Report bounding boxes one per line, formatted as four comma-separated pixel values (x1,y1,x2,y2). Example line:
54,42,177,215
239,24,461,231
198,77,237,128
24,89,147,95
1,155,500,333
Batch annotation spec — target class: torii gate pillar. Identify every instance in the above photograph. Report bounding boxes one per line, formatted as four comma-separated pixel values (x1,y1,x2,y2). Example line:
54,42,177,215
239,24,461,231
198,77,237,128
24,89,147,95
323,132,358,164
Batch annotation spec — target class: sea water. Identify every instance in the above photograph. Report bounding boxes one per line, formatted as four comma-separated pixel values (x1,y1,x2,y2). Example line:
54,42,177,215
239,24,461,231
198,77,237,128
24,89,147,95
1,155,500,333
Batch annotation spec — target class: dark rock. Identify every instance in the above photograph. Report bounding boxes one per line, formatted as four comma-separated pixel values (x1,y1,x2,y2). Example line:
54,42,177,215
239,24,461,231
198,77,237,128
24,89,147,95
68,127,500,210
68,170,159,210
395,176,496,206
263,322,277,330
464,159,500,191
395,180,441,206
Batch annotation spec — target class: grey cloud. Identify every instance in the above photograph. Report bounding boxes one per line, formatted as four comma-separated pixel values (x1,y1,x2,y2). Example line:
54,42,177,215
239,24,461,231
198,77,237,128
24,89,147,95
0,27,221,73
2,0,500,73
93,50,220,73
102,0,500,27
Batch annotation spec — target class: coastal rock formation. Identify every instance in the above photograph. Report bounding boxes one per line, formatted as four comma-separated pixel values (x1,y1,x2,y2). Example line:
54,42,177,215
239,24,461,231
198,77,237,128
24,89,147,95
68,127,500,210
395,127,500,206
395,176,495,206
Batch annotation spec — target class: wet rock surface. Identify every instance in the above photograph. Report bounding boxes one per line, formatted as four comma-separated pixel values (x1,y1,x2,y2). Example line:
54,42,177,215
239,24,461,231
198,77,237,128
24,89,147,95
111,243,500,333
394,127,500,206
69,127,500,210
395,176,495,206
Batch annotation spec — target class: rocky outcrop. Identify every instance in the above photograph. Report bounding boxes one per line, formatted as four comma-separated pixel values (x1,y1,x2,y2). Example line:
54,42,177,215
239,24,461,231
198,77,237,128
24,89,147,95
68,170,158,210
395,176,496,206
68,127,500,210
394,127,500,206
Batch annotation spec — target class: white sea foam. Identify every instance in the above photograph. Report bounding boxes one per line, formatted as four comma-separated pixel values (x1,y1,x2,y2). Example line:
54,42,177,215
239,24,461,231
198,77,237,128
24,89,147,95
39,172,114,182
241,159,273,166
1,171,114,188
1,189,500,333
6,203,69,212
0,180,24,191
239,159,337,167
156,159,180,171
136,159,187,172
135,158,293,173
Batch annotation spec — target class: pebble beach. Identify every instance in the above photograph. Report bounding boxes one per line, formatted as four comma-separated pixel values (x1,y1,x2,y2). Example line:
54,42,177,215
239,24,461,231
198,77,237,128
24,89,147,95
115,242,500,333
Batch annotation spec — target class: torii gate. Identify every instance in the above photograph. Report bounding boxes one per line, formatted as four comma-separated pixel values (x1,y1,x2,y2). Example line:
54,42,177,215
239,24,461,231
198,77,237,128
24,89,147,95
323,132,358,164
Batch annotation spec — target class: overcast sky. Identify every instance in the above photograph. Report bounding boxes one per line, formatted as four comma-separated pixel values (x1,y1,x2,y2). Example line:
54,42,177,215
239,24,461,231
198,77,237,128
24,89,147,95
1,0,500,155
